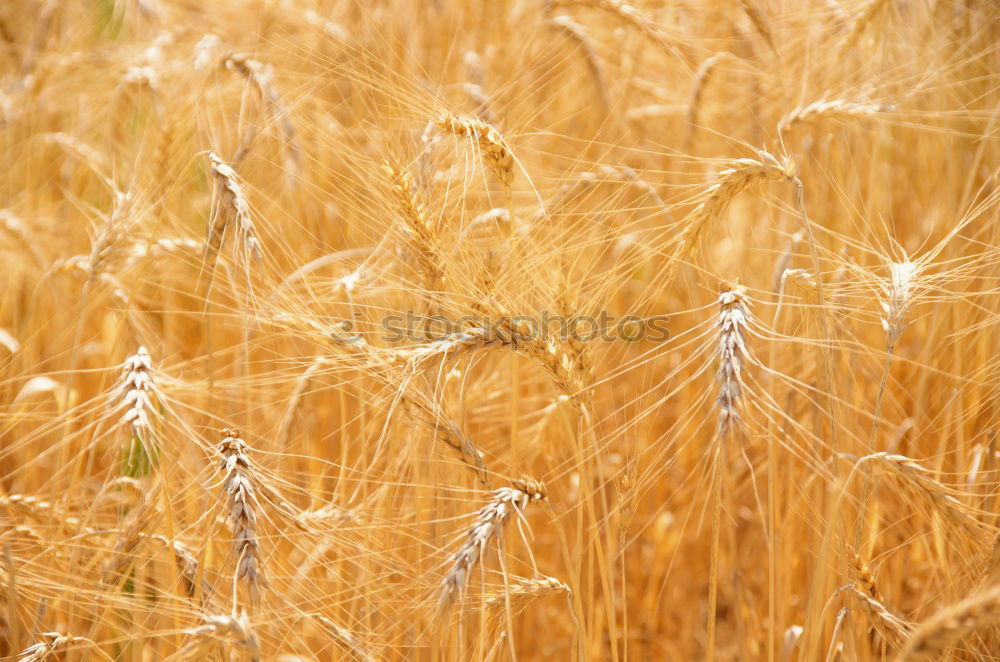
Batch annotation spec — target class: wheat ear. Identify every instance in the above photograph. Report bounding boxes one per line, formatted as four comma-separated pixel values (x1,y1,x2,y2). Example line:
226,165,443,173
707,284,752,660
779,99,891,132
218,429,264,605
556,0,690,65
896,584,1000,660
310,613,375,662
686,52,733,143
485,575,571,612
439,479,547,611
224,52,300,169
845,586,911,649
841,0,892,50
434,113,516,230
382,159,446,292
870,452,986,538
120,346,158,434
207,151,262,263
18,633,101,662
674,150,795,271
182,612,261,662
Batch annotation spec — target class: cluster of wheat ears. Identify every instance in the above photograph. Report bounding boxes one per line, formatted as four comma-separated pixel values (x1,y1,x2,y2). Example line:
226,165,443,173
0,0,999,660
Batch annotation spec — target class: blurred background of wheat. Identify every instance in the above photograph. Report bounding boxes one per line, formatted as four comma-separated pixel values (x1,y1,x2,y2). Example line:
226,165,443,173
1,0,999,660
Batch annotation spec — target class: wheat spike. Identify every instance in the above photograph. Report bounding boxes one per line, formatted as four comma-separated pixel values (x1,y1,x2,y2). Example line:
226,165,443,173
207,151,262,263
382,159,446,292
715,285,751,438
310,613,375,662
18,632,95,661
218,429,264,605
897,584,1000,660
879,261,918,348
435,113,514,191
485,575,571,612
779,99,892,132
182,612,261,662
119,346,158,433
869,453,987,538
439,479,547,611
675,150,795,269
555,0,690,65
845,586,911,649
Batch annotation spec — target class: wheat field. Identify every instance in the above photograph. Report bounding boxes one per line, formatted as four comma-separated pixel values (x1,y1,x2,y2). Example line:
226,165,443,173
1,0,999,660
